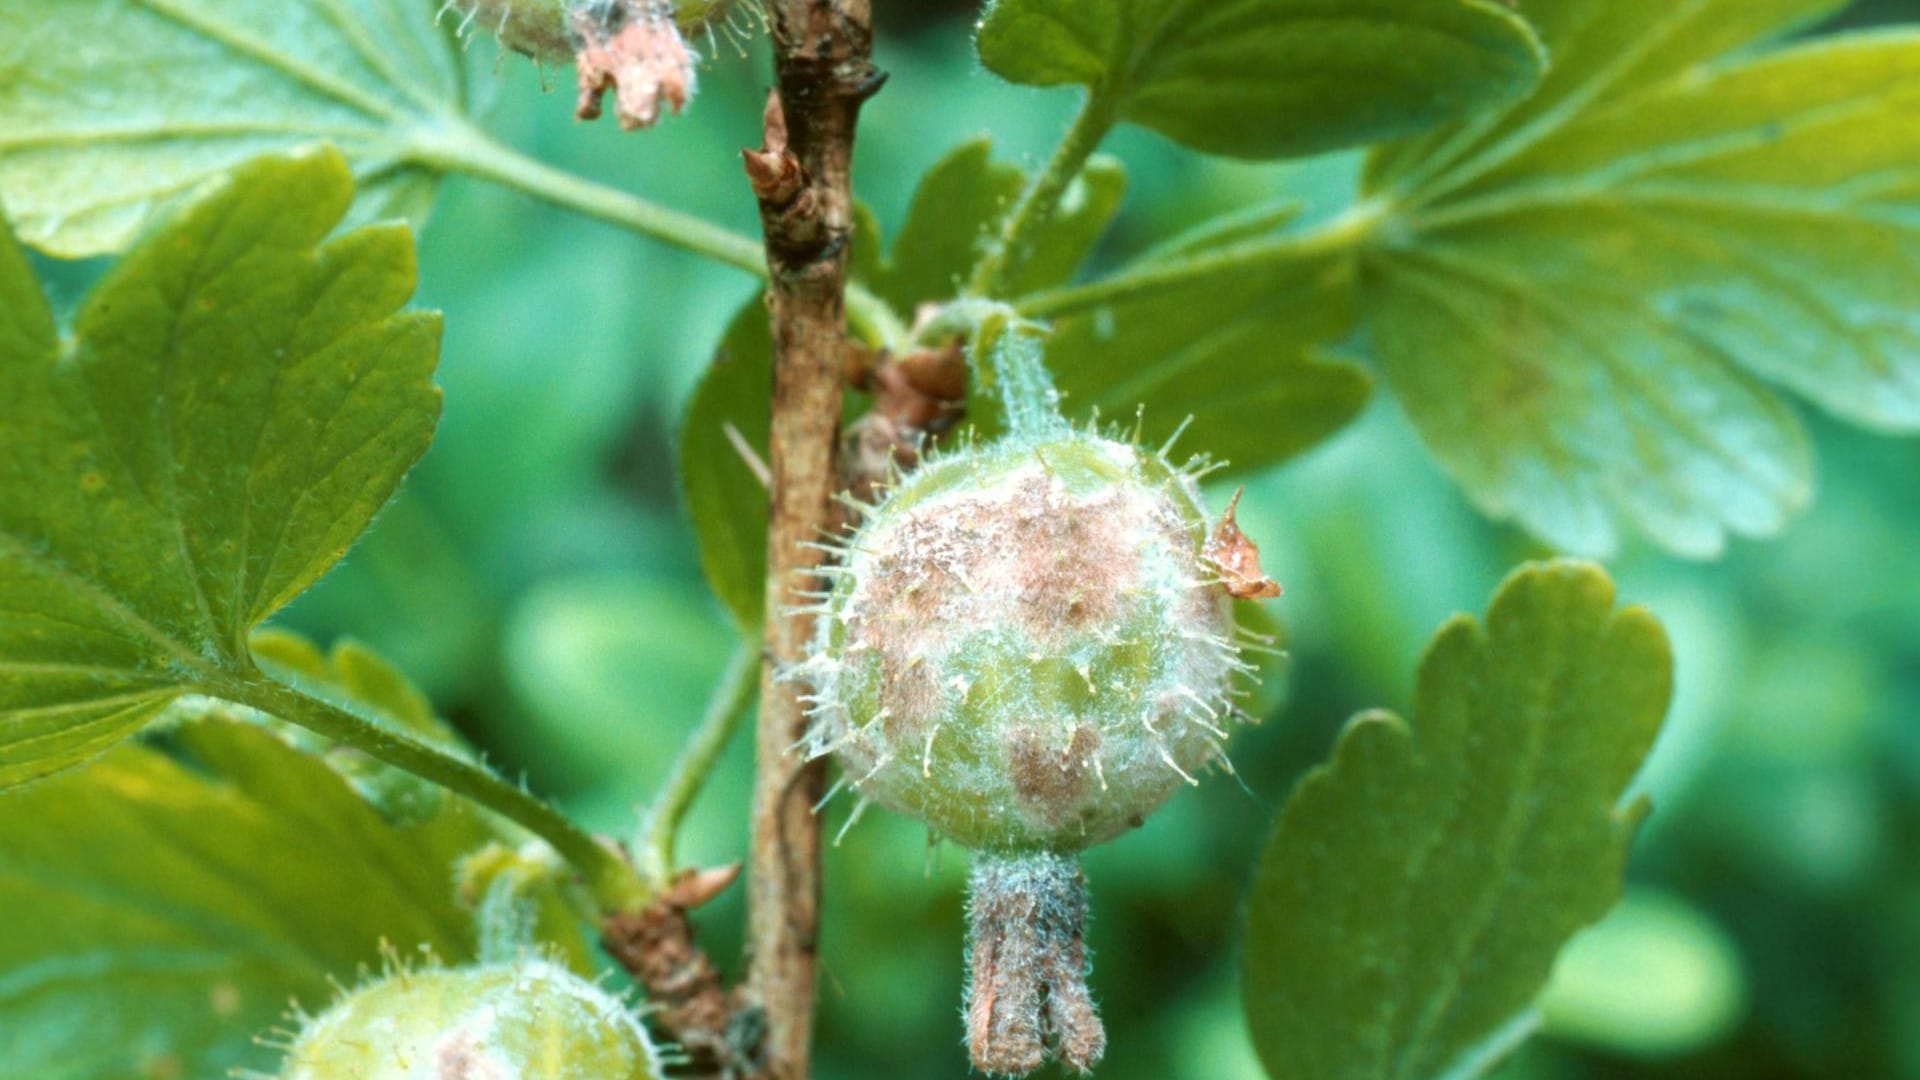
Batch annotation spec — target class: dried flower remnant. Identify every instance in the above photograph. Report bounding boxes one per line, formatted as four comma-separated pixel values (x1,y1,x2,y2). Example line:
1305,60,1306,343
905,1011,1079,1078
441,0,716,129
1205,486,1282,600
571,1,697,130
968,853,1105,1075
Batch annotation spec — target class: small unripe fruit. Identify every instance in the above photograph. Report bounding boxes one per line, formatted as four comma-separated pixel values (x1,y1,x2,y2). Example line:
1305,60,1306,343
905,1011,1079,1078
805,315,1280,1076
804,428,1245,854
278,958,661,1079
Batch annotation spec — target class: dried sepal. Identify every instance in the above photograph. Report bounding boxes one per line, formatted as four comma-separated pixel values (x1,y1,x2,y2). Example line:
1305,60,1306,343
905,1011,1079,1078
967,852,1105,1075
1204,486,1283,600
440,0,715,129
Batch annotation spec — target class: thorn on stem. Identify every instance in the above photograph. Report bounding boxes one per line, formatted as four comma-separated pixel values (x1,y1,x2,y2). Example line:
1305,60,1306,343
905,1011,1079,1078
723,421,773,489
742,89,808,205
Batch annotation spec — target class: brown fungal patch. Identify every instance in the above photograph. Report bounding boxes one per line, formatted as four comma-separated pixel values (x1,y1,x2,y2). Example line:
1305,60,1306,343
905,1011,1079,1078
875,650,940,743
1008,476,1138,639
1005,722,1101,827
434,1030,504,1080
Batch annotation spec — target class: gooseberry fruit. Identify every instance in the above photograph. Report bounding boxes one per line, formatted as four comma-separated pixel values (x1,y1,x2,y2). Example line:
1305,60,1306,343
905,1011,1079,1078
801,420,1273,1074
277,958,661,1079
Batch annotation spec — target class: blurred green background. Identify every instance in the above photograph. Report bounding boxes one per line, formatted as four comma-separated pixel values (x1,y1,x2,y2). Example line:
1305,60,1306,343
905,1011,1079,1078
220,2,1920,1077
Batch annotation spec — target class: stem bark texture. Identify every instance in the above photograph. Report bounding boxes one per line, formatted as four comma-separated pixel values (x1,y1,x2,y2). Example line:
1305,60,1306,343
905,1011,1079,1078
741,4,880,1077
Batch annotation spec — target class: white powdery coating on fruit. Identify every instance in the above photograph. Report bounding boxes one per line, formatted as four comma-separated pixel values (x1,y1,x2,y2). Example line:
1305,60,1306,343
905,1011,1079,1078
439,0,575,59
280,959,661,1079
803,433,1244,853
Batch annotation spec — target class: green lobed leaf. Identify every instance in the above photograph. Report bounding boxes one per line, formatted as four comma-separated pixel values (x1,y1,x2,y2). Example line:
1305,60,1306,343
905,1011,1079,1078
0,150,441,789
0,0,466,257
1242,560,1671,1080
974,0,1547,160
1359,3,1920,556
679,300,773,629
0,719,491,1080
501,571,734,789
865,138,1127,310
1364,0,1849,192
1046,231,1373,476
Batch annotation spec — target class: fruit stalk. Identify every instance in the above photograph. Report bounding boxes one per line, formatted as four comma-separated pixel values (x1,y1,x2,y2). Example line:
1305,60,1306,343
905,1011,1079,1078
970,309,1065,439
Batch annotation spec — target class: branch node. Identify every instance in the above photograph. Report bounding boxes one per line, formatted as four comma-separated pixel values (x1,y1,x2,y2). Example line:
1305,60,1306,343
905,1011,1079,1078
601,865,742,1072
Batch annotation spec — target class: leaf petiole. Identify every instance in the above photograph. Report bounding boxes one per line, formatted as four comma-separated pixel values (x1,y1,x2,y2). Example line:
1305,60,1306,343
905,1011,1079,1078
410,122,907,348
223,672,651,914
636,637,761,889
1013,199,1391,322
966,89,1122,299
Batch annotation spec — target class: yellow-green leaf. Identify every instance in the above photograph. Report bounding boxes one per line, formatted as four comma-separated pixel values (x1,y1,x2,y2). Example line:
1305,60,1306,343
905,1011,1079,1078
0,719,491,1080
0,150,441,789
0,0,466,257
1242,560,1671,1080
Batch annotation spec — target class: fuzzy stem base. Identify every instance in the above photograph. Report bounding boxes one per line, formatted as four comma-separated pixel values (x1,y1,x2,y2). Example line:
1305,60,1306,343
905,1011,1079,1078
971,311,1064,440
966,852,1105,1076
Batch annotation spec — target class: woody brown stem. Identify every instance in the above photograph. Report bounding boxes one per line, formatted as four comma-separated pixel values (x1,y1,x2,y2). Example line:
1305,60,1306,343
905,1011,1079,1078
740,3,881,1078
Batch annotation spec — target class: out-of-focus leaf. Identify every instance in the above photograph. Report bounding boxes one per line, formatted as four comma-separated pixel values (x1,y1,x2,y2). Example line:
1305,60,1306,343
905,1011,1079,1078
865,138,1125,309
975,0,1545,160
1242,560,1670,1080
0,151,440,788
1361,5,1920,556
1537,887,1748,1059
1045,232,1372,475
678,300,771,629
0,0,465,256
500,572,732,790
0,720,489,1080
